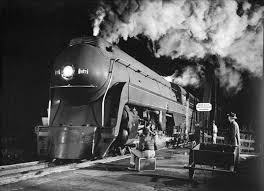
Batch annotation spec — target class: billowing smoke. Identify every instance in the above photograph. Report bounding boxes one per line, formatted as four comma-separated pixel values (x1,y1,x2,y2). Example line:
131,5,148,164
93,7,106,36
164,66,202,88
92,0,263,92
215,58,243,94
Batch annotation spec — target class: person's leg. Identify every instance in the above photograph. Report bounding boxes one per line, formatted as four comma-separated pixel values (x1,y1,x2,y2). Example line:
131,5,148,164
213,136,216,144
132,149,143,160
129,149,143,169
236,146,240,168
149,150,155,158
130,153,135,166
142,150,155,158
233,146,240,172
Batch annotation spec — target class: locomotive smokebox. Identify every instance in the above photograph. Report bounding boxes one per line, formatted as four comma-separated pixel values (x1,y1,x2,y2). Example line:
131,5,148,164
51,38,111,102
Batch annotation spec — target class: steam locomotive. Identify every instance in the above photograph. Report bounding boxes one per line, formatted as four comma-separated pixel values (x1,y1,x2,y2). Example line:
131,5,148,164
48,36,200,160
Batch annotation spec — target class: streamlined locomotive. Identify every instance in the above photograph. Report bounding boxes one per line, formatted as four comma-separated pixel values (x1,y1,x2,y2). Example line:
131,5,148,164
48,36,200,159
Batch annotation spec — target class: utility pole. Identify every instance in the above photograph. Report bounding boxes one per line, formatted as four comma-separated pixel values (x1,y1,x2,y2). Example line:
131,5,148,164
202,64,214,136
201,56,218,143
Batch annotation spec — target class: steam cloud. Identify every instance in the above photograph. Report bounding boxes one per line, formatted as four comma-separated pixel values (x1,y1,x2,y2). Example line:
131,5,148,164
215,58,243,94
164,66,201,88
92,0,263,92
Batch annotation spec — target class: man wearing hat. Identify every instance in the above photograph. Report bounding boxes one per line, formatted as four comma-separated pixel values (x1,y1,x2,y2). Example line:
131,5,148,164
227,112,240,169
227,112,240,147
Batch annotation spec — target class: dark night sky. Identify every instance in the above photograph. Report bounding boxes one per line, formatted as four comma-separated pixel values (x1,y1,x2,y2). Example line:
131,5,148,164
1,0,263,150
1,0,98,140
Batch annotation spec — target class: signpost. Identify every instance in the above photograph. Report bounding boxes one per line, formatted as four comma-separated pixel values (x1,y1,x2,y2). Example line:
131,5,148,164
196,103,212,112
196,103,212,143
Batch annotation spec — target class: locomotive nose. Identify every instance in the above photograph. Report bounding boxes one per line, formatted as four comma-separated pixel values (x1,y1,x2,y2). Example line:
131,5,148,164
48,125,97,159
51,44,109,90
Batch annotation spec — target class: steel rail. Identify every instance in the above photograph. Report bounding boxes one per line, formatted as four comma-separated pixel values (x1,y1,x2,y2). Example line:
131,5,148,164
0,155,130,186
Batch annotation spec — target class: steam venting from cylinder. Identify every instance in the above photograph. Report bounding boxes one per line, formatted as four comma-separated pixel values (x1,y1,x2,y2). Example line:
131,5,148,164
92,0,263,94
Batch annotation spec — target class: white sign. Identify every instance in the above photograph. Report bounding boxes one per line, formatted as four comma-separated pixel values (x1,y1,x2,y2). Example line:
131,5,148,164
196,103,212,111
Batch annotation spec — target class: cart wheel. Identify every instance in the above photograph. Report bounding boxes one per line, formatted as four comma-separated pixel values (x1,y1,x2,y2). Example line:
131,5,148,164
189,169,194,180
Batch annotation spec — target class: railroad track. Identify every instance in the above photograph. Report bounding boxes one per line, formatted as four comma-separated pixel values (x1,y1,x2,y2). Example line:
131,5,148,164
0,155,130,186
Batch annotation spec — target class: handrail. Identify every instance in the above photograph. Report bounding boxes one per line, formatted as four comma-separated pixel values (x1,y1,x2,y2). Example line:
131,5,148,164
101,58,119,127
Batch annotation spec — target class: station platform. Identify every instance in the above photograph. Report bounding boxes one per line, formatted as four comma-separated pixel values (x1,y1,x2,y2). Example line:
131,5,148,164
0,148,263,191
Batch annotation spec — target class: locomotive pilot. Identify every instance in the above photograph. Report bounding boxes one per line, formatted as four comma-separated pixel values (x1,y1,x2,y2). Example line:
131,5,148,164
128,120,156,170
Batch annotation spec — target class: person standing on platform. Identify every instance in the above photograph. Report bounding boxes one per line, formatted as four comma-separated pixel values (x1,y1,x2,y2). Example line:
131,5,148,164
227,112,240,147
212,120,218,144
227,112,240,169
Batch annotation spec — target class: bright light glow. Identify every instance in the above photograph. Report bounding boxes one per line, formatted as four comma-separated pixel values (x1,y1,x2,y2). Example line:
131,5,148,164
61,65,75,80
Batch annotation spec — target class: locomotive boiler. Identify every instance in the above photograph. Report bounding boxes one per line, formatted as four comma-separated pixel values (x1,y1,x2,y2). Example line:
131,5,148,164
48,36,199,160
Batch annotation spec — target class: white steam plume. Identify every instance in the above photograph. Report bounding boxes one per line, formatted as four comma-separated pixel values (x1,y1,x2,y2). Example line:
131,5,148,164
164,66,201,88
215,58,243,94
93,7,106,36
93,0,264,90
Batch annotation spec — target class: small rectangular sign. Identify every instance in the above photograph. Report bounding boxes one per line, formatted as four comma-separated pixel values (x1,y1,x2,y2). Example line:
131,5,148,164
196,103,212,111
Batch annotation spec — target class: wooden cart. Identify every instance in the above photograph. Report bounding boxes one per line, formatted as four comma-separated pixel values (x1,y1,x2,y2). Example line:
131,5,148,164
184,143,239,179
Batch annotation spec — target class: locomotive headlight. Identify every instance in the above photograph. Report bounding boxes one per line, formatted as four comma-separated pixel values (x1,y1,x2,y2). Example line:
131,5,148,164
61,65,75,80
